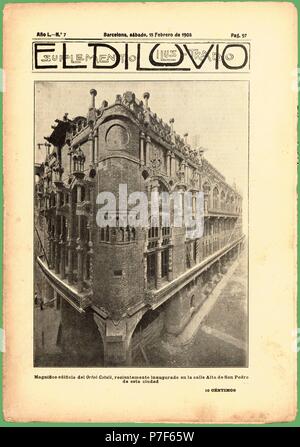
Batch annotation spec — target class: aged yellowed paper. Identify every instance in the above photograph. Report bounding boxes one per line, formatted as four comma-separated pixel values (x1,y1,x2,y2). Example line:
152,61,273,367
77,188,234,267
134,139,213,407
3,2,297,422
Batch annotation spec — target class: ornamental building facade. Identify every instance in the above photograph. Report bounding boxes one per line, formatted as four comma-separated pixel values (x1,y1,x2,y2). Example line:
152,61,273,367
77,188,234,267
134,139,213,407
34,89,245,366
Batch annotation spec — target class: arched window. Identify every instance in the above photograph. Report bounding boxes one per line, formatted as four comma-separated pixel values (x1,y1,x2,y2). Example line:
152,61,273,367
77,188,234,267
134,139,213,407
50,192,56,207
225,192,230,212
221,190,225,210
230,195,235,212
202,181,211,211
148,180,170,241
213,187,219,210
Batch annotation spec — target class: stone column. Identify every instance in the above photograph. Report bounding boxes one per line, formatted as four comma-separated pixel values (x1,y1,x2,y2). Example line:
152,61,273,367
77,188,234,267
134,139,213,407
82,247,87,282
104,340,129,366
185,162,189,185
217,259,222,278
76,215,84,292
94,316,130,366
204,193,208,213
56,190,61,208
94,128,99,162
167,244,173,281
68,148,73,174
216,218,219,251
67,242,74,283
86,221,93,283
50,237,55,269
54,217,60,274
145,136,151,166
181,161,185,183
60,238,66,279
89,179,96,284
144,253,148,289
140,132,145,164
47,219,53,268
171,152,176,178
47,232,52,268
164,292,190,336
196,238,200,263
88,132,94,165
206,219,210,255
67,211,75,284
77,184,82,203
220,220,223,248
166,150,171,177
156,245,162,289
90,88,97,108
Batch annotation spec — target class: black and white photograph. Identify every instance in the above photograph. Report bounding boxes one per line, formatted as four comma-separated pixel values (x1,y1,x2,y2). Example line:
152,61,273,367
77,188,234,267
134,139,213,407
34,80,248,368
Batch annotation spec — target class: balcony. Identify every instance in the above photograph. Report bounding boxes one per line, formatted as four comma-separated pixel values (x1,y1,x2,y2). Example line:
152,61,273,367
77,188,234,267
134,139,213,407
145,234,245,310
206,206,240,217
37,255,92,313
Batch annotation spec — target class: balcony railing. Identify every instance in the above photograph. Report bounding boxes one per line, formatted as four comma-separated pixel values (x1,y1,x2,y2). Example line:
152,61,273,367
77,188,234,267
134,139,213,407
207,206,240,216
145,234,245,309
37,255,92,313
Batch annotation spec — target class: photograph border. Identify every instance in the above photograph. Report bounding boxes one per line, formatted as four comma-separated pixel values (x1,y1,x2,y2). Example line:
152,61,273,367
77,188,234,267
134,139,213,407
0,0,299,428
33,79,250,369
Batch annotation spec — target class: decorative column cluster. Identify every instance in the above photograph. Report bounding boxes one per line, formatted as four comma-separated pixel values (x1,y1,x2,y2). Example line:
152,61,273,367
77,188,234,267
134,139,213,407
139,132,145,164
75,183,84,292
67,208,75,284
54,215,60,274
166,151,171,176
47,219,54,269
139,133,151,166
87,179,96,284
167,244,173,281
88,132,95,166
59,216,66,279
76,214,84,292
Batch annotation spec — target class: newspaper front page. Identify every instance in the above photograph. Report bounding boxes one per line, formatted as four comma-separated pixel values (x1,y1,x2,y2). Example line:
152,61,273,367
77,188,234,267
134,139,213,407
3,2,298,423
